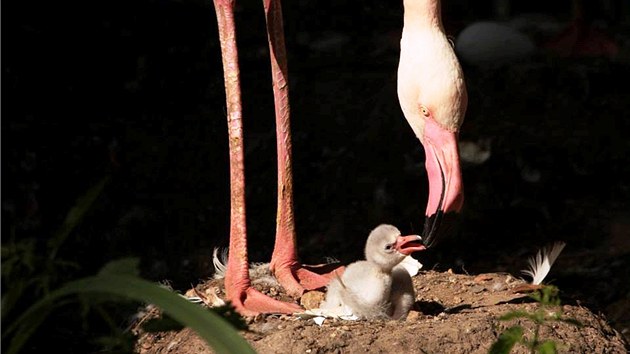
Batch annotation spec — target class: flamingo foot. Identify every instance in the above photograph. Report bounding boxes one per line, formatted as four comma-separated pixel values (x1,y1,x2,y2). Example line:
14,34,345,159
228,286,303,317
272,262,345,298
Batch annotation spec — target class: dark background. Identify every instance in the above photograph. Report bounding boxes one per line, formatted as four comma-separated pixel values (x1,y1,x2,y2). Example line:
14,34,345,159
3,0,630,351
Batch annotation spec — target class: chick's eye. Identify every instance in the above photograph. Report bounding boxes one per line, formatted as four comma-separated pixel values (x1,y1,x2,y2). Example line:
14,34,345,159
384,244,394,251
420,105,430,117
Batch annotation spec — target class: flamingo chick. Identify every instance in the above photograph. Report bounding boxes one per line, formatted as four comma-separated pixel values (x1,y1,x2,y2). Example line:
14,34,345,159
320,224,425,320
397,0,468,247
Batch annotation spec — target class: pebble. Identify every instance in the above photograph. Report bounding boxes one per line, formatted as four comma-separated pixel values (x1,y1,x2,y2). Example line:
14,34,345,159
300,290,325,310
406,311,421,322
492,282,507,292
471,285,486,293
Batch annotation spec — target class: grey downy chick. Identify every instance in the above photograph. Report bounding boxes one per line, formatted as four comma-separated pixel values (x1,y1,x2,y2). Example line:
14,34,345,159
321,224,425,320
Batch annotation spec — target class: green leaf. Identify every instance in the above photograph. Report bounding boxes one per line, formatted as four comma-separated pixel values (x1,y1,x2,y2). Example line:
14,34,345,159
1,282,26,320
489,326,523,354
537,340,557,354
537,286,560,306
98,258,141,277
4,298,75,354
4,271,255,354
48,176,109,259
212,302,249,331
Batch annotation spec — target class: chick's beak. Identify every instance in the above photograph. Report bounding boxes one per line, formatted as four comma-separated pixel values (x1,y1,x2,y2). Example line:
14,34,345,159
395,235,426,256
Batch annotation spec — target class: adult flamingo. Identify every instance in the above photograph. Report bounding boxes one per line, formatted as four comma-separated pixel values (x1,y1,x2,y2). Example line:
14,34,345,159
397,0,467,248
212,0,341,316
211,0,466,316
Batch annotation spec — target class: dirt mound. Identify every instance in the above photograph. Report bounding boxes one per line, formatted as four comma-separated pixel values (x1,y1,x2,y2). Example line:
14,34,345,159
134,270,628,353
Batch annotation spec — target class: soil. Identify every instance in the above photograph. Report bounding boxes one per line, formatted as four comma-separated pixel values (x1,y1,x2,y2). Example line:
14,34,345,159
133,269,628,353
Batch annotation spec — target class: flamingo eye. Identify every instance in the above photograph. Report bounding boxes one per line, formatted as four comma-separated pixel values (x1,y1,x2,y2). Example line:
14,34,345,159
384,243,394,252
420,105,430,117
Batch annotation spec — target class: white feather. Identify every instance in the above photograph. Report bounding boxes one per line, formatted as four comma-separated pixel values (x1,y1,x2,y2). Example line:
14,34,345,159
399,255,423,277
212,247,228,279
522,241,566,285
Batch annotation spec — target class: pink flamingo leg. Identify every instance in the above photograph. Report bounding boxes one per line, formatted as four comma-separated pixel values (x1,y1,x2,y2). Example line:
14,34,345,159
263,0,343,298
212,0,301,316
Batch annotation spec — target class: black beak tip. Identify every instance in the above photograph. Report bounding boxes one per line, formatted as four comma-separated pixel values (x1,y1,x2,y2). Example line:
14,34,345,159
422,210,461,248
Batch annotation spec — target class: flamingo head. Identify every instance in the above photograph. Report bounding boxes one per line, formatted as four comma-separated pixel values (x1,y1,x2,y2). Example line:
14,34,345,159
398,0,468,248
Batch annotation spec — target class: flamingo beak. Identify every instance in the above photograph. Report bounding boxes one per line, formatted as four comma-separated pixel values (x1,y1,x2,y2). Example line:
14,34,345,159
421,118,464,248
395,235,426,256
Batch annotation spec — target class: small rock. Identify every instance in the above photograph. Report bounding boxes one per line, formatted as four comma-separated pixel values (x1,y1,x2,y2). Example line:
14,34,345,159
204,287,226,307
260,322,276,333
512,283,543,294
166,340,179,351
471,285,485,293
406,311,421,322
300,290,326,310
474,274,493,283
491,282,507,292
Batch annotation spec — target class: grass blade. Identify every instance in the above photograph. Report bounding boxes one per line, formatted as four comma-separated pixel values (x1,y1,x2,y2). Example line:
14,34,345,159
5,271,255,354
489,326,523,354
